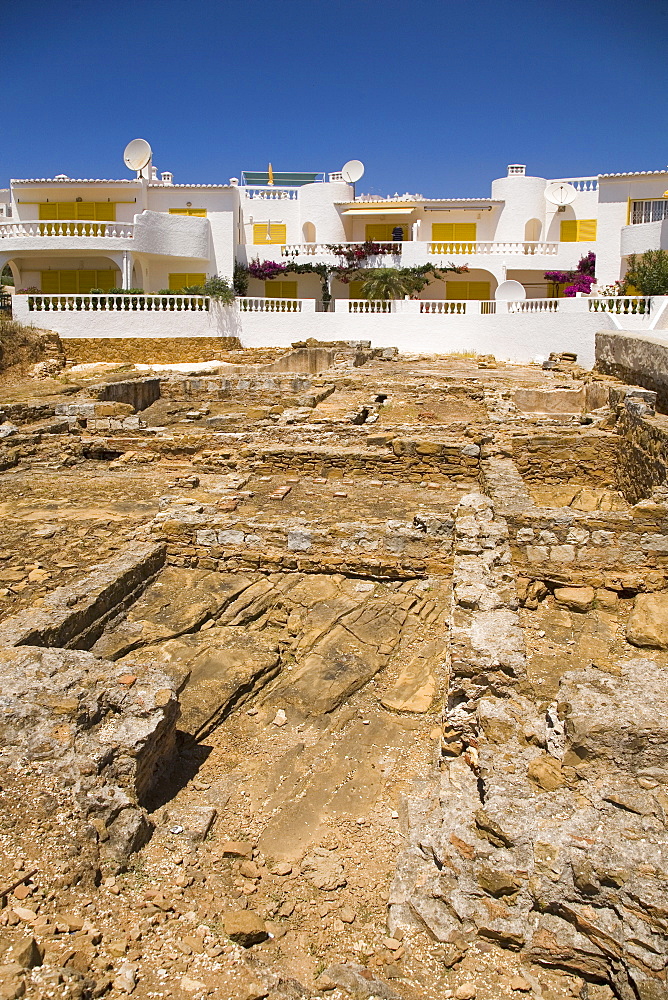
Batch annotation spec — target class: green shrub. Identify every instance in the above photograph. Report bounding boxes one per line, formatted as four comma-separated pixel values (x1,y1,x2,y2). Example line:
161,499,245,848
625,251,668,296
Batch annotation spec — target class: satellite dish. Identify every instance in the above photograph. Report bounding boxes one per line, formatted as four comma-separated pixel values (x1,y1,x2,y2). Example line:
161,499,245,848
341,159,365,183
544,182,577,207
123,138,152,172
495,280,526,301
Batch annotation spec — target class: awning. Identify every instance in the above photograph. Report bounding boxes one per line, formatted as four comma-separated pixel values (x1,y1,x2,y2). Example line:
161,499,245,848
342,207,415,216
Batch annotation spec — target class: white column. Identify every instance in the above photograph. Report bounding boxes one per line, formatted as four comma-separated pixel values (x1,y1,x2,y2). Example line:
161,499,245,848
122,252,132,290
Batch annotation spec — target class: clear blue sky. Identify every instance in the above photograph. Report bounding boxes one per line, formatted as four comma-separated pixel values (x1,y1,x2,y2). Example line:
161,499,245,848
2,0,667,197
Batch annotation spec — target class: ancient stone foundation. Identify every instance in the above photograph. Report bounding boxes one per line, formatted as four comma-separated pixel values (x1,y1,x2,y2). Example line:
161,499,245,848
1,344,667,999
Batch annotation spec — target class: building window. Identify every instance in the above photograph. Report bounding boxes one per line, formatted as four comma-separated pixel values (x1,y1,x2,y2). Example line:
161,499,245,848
169,208,207,217
630,200,668,224
432,223,477,243
364,223,409,242
253,223,286,244
168,273,206,290
40,269,119,293
446,281,490,300
265,281,297,298
560,219,597,242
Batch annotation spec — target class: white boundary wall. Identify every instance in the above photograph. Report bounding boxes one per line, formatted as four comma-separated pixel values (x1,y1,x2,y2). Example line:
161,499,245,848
12,295,668,369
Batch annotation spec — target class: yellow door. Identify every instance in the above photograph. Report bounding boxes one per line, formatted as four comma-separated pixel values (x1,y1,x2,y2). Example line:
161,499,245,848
560,219,597,242
253,223,287,244
446,281,490,300
169,208,207,217
265,281,297,298
348,280,364,298
365,223,409,242
168,273,206,291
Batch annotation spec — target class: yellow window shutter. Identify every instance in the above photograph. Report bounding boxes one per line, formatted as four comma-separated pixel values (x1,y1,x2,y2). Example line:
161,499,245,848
445,281,490,300
76,271,97,293
432,223,453,241
467,282,490,300
365,223,407,241
75,203,96,221
169,208,207,217
168,273,205,290
170,209,188,215
454,223,477,241
560,220,578,242
265,281,297,298
577,219,597,241
39,204,58,220
41,271,60,293
446,282,468,300
96,270,118,290
348,280,364,298
93,202,115,221
254,223,286,244
59,271,78,294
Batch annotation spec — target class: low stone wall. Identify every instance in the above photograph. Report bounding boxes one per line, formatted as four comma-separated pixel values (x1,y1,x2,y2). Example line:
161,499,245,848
596,330,668,413
483,457,668,589
64,336,243,364
159,373,314,402
615,408,668,504
511,429,620,486
149,508,455,579
249,440,481,481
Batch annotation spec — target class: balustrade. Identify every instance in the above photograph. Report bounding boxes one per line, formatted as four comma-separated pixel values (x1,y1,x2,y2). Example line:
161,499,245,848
551,177,598,192
0,221,135,239
419,301,467,315
237,297,302,313
589,296,651,316
429,241,559,256
244,187,299,201
25,293,209,312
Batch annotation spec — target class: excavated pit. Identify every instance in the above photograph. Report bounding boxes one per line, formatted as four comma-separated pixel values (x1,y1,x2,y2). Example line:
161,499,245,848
0,344,667,1000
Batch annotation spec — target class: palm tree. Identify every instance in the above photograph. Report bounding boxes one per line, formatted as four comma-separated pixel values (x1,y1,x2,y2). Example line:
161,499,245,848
355,268,415,300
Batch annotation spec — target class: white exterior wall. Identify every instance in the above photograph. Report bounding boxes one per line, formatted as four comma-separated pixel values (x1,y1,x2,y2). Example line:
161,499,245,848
490,173,547,241
15,294,646,368
298,181,351,243
597,175,668,285
620,218,668,257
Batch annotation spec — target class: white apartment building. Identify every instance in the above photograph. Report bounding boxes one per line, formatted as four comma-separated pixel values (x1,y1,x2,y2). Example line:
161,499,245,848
1,154,667,301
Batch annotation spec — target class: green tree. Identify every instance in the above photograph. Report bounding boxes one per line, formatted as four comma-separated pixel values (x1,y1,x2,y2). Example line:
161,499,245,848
625,251,668,296
354,268,416,300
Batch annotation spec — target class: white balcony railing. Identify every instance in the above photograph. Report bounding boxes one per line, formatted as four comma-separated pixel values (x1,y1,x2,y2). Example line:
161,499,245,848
243,187,299,201
551,176,598,192
588,296,652,316
279,240,565,260
25,293,209,312
0,220,135,239
280,242,401,258
419,300,468,314
238,296,302,312
429,241,560,256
